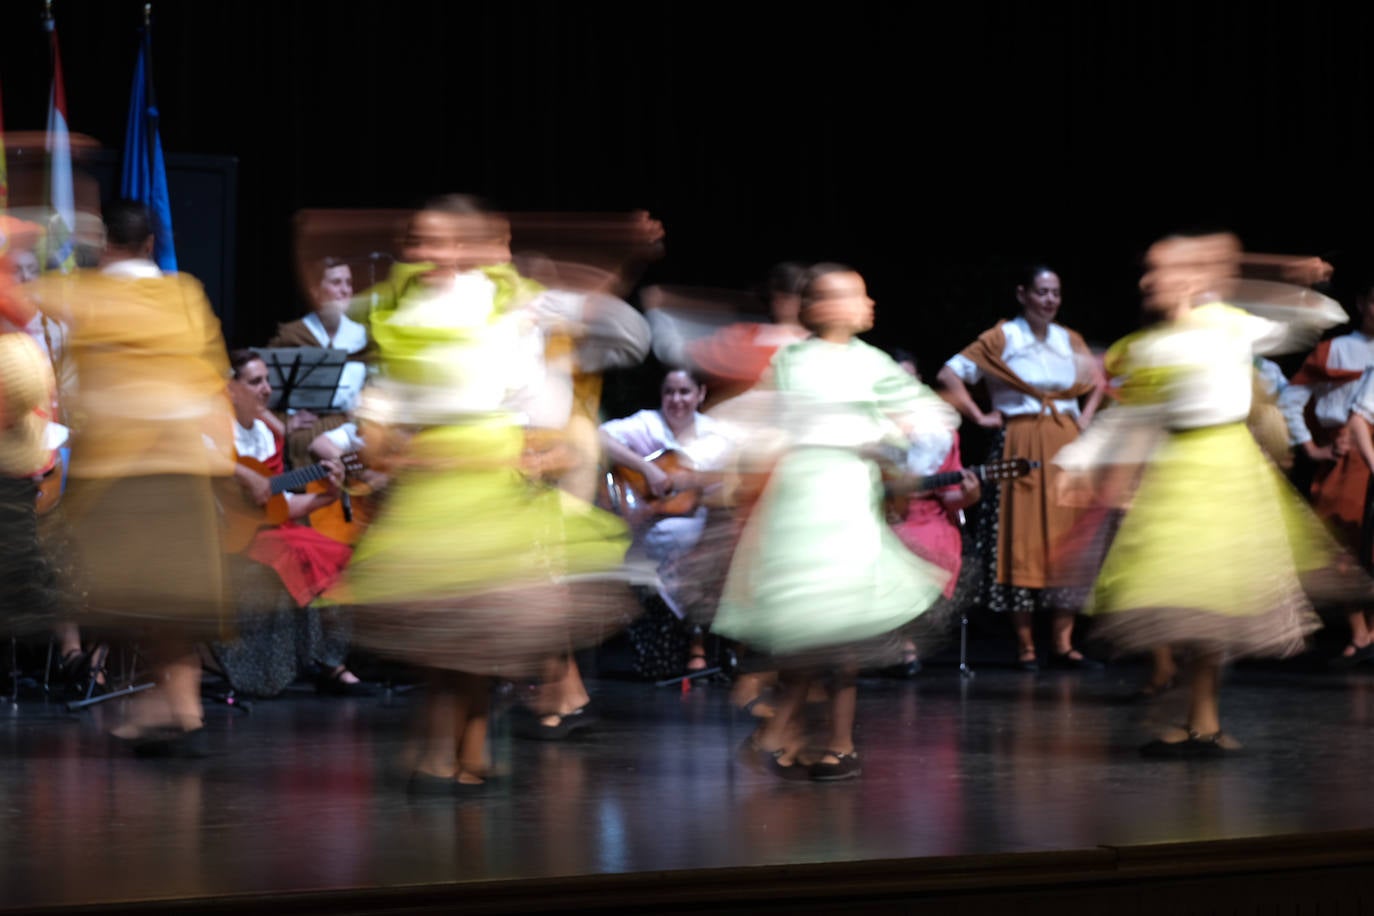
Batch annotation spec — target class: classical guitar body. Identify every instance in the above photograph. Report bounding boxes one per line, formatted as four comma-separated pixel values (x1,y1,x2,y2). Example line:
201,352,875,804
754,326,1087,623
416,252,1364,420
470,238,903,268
219,455,292,555
599,449,700,525
306,480,374,546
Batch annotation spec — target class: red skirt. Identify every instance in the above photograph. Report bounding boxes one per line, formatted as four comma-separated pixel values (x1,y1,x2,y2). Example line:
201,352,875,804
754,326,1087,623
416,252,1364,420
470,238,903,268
247,523,352,608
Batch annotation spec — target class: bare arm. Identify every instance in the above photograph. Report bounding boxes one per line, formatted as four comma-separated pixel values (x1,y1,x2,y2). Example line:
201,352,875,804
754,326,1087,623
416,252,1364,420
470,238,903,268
599,429,672,497
1077,383,1106,430
283,459,343,519
935,365,1002,429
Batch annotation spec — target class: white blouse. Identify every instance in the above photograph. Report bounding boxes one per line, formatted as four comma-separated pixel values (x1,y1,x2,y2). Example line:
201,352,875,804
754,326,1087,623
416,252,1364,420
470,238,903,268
1278,331,1374,445
300,313,369,412
944,316,1084,419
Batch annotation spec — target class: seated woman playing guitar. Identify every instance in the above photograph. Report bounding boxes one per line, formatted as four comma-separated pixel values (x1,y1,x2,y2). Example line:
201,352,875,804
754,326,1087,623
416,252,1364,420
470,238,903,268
210,349,373,697
599,368,734,674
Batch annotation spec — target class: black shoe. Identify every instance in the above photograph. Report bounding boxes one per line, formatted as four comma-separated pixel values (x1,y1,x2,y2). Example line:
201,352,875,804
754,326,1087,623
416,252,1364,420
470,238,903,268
1017,652,1040,672
511,704,597,741
809,749,862,782
1140,730,1238,760
767,751,812,782
1328,643,1374,670
315,669,380,697
1048,651,1103,671
407,771,458,797
115,726,210,759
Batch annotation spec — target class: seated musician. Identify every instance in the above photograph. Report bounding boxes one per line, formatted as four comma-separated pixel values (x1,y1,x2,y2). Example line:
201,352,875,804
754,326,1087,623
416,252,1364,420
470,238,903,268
887,351,980,676
268,256,371,468
599,368,734,675
210,349,373,697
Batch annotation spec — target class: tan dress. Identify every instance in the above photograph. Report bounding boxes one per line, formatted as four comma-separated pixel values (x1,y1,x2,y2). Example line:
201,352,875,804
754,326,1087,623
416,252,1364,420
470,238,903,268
35,269,235,633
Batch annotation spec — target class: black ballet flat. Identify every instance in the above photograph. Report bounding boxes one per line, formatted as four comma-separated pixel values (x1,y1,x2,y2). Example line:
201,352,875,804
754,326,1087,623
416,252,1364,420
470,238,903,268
1140,729,1239,760
809,749,862,782
511,704,598,741
767,751,812,782
1048,651,1104,671
407,771,460,797
1328,643,1374,670
1017,653,1040,673
113,726,210,759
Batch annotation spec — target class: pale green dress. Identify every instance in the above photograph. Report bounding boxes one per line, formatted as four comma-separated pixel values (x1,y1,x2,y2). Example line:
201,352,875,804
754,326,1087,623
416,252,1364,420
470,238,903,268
711,337,958,662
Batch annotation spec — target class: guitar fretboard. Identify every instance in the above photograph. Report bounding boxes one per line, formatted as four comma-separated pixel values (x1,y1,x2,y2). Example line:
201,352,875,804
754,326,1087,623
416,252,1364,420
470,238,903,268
269,463,332,496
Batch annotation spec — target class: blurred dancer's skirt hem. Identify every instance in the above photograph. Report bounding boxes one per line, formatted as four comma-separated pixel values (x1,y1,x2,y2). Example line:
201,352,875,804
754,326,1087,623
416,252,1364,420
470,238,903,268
1085,423,1354,659
329,424,636,676
63,474,230,638
712,447,951,667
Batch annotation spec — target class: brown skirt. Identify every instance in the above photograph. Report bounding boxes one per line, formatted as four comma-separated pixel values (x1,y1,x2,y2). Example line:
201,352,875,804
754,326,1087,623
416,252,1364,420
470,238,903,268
63,474,230,637
998,412,1082,589
1310,443,1368,548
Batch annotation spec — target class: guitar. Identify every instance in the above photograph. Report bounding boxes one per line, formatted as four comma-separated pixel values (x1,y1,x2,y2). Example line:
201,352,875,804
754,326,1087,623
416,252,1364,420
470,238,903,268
219,453,366,554
885,456,1040,520
306,457,380,546
599,449,721,527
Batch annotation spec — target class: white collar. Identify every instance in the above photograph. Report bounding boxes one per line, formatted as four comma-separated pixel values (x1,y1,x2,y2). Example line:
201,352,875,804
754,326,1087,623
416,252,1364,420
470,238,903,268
101,258,162,279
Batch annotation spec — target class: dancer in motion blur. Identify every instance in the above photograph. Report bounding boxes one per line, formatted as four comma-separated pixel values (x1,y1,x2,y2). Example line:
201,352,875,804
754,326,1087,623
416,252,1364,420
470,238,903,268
31,201,236,754
714,263,958,781
1064,232,1356,757
328,195,634,793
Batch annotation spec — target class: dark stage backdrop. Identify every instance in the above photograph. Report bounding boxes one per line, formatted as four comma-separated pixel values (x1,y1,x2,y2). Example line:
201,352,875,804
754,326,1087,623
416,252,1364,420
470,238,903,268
2,0,1372,417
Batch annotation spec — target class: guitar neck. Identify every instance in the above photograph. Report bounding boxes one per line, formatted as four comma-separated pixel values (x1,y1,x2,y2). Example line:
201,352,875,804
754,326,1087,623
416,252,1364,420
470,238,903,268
270,463,331,495
916,469,965,492
915,462,1000,493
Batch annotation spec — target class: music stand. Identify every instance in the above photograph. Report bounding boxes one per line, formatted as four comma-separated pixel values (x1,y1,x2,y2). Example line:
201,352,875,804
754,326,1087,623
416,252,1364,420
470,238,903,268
252,347,352,413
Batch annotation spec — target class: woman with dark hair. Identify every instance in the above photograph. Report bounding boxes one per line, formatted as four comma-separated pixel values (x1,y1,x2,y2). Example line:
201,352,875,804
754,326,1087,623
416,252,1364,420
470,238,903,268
205,349,368,698
600,367,734,677
714,263,958,781
937,265,1104,671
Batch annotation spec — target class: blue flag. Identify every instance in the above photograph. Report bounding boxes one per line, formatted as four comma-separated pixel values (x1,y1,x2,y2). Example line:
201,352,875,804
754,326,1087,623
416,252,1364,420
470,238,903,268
120,25,176,271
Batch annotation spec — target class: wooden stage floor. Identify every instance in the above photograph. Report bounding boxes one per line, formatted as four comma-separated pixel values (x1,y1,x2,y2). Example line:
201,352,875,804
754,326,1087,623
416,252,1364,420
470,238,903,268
3,653,1374,913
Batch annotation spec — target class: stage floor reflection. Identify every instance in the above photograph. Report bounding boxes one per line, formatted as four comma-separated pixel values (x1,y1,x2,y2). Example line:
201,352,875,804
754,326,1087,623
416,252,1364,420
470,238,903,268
4,660,1374,909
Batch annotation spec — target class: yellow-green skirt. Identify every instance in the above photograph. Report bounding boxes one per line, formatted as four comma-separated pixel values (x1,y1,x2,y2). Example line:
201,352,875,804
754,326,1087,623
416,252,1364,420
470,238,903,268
330,423,635,675
1086,422,1342,657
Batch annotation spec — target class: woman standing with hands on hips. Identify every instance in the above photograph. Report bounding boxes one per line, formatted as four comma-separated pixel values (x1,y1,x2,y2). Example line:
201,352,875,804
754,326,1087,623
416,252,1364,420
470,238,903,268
937,265,1105,671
